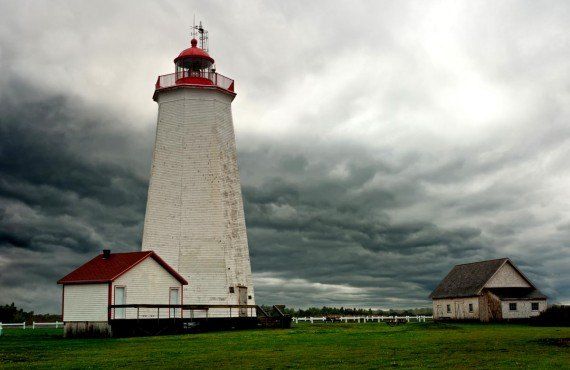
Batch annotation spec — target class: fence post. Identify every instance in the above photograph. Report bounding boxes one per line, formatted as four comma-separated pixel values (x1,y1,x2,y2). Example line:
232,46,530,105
310,317,313,324
33,322,35,329
23,322,26,330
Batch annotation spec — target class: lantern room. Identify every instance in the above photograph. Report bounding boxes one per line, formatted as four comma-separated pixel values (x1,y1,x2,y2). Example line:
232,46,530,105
174,38,215,86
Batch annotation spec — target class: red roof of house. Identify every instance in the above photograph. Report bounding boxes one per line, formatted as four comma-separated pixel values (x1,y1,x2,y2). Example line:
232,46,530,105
57,251,188,285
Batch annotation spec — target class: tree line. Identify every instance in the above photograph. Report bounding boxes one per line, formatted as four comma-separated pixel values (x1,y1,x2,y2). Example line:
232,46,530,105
261,305,433,317
0,303,61,324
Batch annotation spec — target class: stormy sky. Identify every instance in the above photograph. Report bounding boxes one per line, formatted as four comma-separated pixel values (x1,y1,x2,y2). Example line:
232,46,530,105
1,1,569,313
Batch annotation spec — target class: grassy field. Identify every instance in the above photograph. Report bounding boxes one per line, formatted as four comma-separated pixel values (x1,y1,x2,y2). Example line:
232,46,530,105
0,322,568,369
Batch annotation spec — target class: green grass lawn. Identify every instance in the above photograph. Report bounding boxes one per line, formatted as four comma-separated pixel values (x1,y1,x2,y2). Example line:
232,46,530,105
0,322,568,369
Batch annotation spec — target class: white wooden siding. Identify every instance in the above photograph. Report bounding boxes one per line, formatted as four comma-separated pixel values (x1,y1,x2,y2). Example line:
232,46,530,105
501,300,547,319
63,284,108,322
485,263,531,288
112,257,182,319
141,88,255,314
432,298,479,320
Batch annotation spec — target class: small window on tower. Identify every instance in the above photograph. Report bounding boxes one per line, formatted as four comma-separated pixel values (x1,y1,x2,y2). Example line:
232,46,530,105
446,304,451,313
509,303,517,311
531,302,539,311
229,287,235,293
468,303,473,312
248,295,252,299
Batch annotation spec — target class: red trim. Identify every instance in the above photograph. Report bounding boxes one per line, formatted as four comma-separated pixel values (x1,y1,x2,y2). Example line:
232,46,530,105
108,283,112,321
61,285,65,322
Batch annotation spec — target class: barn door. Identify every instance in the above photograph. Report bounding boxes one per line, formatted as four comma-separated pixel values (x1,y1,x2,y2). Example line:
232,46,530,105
114,286,125,319
455,302,461,319
238,286,248,317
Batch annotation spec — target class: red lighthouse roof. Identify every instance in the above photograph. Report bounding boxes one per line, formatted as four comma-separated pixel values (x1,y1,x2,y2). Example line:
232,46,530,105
174,38,214,65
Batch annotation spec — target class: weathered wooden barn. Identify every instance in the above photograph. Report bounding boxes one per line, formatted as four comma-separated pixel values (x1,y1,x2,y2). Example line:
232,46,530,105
58,250,188,337
429,258,547,322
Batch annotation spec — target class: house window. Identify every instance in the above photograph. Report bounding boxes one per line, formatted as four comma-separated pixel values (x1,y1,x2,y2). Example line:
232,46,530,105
468,303,473,313
509,303,517,311
446,304,451,313
229,287,235,293
531,302,539,311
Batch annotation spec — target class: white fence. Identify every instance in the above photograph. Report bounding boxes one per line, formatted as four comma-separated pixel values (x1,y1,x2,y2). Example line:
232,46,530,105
0,321,62,331
293,315,433,324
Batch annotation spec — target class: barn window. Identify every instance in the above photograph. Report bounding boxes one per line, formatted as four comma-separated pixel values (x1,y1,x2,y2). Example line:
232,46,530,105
446,304,451,313
509,303,517,311
229,287,235,293
531,302,539,311
468,303,473,312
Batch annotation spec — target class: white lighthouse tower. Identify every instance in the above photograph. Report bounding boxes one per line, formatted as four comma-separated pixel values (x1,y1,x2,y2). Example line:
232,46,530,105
142,24,254,315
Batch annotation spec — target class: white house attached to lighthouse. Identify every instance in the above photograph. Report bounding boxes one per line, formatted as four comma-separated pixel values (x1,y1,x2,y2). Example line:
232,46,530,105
141,25,254,316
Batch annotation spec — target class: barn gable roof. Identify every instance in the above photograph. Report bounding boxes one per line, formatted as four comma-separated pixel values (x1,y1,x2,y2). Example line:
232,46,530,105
429,258,538,299
57,251,188,285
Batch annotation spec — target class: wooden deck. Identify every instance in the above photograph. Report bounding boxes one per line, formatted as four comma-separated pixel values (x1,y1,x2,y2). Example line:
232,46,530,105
107,304,291,336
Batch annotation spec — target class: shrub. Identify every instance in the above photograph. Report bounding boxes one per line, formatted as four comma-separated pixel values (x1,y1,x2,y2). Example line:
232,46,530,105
532,305,570,326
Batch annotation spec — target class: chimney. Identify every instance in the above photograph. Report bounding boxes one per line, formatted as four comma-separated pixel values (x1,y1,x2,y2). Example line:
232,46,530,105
102,249,111,259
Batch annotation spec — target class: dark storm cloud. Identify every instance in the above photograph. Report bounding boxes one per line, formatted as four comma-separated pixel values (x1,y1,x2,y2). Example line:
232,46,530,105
240,148,491,308
0,81,154,310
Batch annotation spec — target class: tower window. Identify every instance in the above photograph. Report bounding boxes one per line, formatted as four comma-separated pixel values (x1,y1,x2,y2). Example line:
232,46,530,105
229,287,235,293
509,303,517,311
531,302,539,311
446,304,451,313
468,303,473,312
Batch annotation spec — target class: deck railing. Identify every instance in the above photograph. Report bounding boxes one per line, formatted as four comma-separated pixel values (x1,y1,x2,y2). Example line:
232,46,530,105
108,304,262,321
155,71,235,93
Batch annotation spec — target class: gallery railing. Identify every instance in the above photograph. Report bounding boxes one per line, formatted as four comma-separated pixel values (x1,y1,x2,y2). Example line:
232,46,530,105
155,71,235,93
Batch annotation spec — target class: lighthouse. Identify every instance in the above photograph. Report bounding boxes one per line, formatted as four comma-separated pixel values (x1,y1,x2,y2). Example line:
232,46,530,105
142,24,254,316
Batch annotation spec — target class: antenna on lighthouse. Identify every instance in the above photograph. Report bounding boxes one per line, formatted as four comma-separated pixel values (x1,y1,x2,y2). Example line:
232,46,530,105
190,20,209,53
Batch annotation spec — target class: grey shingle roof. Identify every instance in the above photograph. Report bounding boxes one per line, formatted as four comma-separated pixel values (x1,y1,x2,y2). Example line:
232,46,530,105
429,258,510,299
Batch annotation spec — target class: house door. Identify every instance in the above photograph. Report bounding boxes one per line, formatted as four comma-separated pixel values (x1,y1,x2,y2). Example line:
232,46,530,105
238,286,248,317
455,302,462,319
169,288,179,318
114,286,125,319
